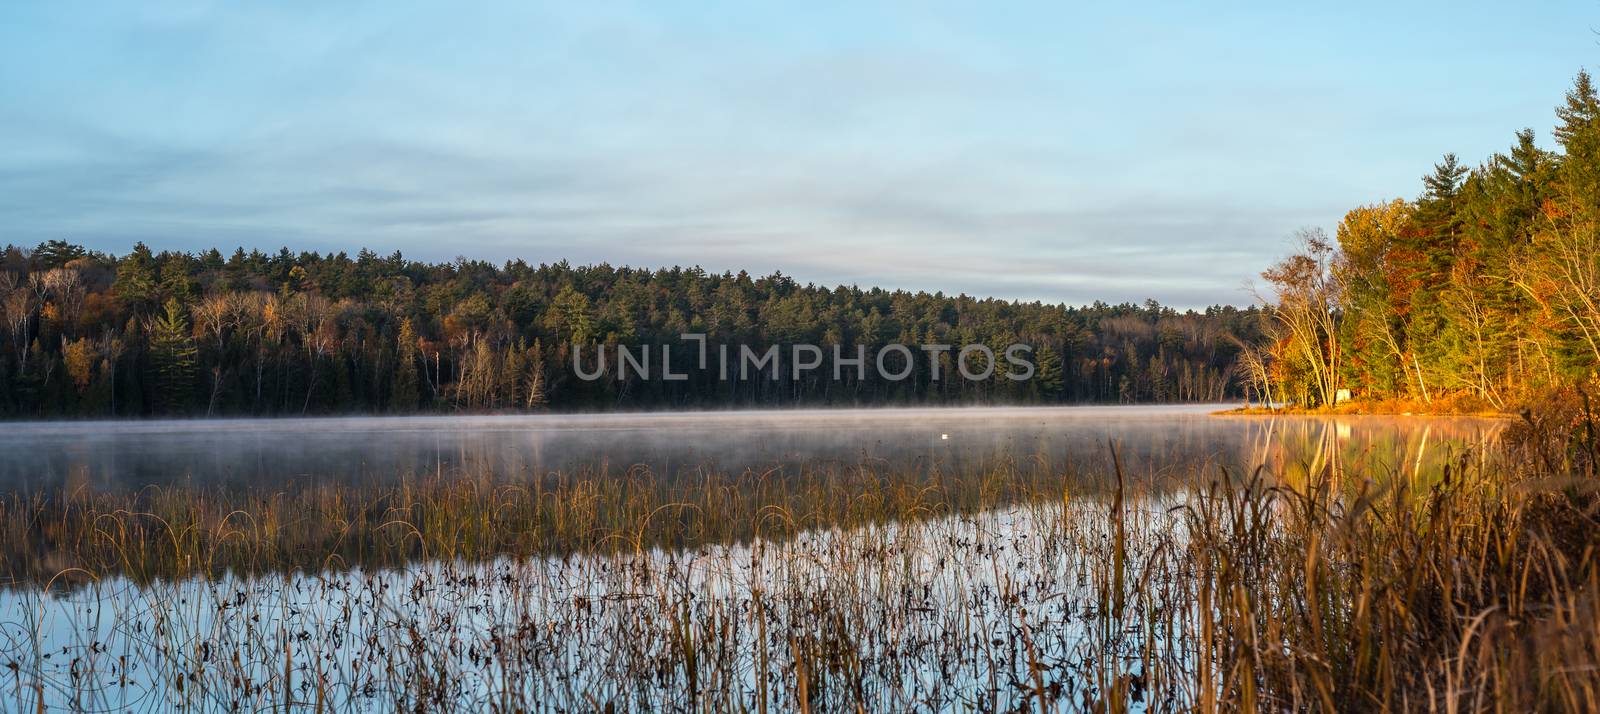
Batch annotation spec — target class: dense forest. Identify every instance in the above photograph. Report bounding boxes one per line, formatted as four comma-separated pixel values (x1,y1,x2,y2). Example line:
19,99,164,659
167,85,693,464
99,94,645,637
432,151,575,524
19,68,1598,420
0,240,1262,417
1249,69,1600,410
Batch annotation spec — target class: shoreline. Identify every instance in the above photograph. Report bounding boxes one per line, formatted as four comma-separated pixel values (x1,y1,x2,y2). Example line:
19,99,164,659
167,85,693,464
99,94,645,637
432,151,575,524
1213,403,1516,419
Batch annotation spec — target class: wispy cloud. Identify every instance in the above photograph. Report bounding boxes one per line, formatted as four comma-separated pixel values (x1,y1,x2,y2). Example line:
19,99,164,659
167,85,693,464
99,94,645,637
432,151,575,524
0,1,1589,307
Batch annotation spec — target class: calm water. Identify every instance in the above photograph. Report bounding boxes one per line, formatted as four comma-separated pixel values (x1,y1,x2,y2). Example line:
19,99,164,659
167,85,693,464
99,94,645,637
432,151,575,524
0,404,1500,492
0,406,1507,711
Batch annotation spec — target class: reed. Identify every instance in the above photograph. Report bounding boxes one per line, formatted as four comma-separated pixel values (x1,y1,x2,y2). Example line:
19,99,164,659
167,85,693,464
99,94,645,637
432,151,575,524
0,395,1595,711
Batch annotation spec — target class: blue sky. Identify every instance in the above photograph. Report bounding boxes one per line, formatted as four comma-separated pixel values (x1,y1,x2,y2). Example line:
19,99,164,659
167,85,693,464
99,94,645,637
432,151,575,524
1,1,1596,307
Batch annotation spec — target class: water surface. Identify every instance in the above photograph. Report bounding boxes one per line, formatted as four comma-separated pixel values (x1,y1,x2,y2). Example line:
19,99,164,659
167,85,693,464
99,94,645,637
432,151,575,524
0,405,1509,711
0,404,1499,492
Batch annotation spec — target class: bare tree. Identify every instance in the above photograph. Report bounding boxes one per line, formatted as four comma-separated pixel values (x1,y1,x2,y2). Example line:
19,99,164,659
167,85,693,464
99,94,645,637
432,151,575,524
37,268,86,336
0,272,36,375
1512,216,1600,366
297,294,336,414
1256,229,1342,407
193,294,242,416
1231,334,1276,407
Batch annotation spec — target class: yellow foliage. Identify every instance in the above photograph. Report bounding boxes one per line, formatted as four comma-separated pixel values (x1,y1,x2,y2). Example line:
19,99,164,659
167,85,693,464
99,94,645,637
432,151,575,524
62,337,95,392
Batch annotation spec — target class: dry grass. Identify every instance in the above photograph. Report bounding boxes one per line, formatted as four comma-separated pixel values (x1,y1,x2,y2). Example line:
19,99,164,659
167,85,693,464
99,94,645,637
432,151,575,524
2,455,1114,587
1218,392,1513,417
1,394,1597,711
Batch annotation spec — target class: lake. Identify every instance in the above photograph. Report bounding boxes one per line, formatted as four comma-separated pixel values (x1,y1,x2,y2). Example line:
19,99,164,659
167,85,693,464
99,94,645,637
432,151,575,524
0,404,1496,492
0,405,1507,711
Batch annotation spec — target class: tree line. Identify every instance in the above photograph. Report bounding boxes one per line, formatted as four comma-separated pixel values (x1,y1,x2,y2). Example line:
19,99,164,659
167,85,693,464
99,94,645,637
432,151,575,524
1250,69,1600,409
24,67,1600,418
0,239,1262,417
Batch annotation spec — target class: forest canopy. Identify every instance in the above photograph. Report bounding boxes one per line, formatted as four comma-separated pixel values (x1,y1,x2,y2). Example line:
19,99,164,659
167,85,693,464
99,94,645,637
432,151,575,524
0,241,1260,417
1246,69,1600,411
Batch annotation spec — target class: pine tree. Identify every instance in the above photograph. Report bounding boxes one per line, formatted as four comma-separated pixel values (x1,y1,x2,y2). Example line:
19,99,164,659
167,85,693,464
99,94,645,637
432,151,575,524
1554,69,1599,149
1421,153,1468,201
1033,344,1064,401
1556,69,1600,215
146,299,197,414
545,285,594,345
160,253,194,305
34,240,86,269
392,318,420,412
113,243,160,315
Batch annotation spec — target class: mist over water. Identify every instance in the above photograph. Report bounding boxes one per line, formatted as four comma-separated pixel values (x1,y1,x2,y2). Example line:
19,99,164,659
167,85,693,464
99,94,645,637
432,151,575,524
0,405,1515,710
0,404,1499,492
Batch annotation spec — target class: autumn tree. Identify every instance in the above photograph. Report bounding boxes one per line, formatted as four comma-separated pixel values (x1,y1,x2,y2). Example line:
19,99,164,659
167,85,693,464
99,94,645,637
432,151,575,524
1333,200,1416,397
1259,230,1342,407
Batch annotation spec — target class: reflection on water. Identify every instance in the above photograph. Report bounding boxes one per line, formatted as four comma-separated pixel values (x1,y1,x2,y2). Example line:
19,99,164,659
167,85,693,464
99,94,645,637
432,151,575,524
0,406,1511,711
0,405,1503,493
5,505,1156,712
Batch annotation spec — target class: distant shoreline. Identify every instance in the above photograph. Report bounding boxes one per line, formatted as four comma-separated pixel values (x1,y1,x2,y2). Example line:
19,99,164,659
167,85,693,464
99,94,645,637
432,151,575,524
1213,400,1516,419
0,402,1238,429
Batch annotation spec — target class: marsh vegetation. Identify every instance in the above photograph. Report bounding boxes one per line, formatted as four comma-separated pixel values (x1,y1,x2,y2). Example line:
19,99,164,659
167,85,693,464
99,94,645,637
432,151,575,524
5,404,1593,711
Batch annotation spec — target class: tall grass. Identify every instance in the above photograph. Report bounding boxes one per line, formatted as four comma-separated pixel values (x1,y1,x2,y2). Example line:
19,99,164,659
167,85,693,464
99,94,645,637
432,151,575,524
2,453,1121,587
0,396,1596,711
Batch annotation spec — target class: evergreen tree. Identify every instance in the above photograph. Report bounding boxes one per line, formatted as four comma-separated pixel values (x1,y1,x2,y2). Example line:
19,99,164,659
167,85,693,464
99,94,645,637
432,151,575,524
1033,344,1064,401
112,243,160,315
1553,69,1599,149
393,318,420,412
546,285,594,345
1556,69,1600,215
146,299,197,414
159,253,194,305
33,240,86,269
